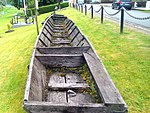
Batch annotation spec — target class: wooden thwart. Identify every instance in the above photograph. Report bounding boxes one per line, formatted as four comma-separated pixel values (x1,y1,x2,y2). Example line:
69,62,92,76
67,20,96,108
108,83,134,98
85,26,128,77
37,46,90,54
48,83,90,90
24,101,106,113
35,54,84,67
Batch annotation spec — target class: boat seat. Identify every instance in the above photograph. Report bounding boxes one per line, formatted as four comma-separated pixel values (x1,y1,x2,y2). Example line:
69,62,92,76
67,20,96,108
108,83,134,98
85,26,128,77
52,40,71,45
53,34,68,39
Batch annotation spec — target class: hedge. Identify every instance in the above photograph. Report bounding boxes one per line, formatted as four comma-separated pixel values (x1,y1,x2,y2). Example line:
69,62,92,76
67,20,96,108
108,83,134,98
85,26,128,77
29,2,69,16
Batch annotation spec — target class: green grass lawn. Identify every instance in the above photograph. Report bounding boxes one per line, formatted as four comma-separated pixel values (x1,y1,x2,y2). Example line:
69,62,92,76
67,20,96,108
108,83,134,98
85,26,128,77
140,10,150,13
0,7,50,113
0,7,150,113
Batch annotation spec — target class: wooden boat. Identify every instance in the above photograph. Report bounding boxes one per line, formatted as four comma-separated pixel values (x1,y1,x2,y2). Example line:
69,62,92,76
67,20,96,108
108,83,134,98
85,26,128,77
23,14,128,113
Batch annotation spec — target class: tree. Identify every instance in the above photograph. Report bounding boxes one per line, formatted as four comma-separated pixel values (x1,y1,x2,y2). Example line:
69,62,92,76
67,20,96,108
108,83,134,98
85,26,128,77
0,0,7,6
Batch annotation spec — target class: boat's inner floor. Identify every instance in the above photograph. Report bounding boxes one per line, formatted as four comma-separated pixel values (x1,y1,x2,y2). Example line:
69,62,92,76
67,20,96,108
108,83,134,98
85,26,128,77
41,16,85,47
45,66,101,104
40,16,101,104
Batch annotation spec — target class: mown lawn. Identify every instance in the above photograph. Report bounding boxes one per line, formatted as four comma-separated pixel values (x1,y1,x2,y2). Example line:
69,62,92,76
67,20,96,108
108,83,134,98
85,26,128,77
0,7,150,113
0,7,50,113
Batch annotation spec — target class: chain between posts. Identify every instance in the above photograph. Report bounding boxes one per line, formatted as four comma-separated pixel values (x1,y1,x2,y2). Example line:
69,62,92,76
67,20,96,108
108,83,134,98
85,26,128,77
88,6,92,10
124,9,150,20
71,3,149,34
104,8,121,16
94,7,102,13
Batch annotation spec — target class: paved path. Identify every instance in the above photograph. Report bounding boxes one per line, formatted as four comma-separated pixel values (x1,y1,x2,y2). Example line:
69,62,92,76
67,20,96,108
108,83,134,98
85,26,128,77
12,22,34,28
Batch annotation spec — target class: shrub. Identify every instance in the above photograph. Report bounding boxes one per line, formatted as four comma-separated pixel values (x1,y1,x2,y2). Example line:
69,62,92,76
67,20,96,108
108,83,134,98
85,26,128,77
30,2,69,15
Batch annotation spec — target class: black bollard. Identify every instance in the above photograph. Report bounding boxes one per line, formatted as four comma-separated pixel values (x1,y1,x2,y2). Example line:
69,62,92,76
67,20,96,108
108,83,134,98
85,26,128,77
91,5,93,19
79,4,80,11
120,8,124,33
17,15,18,23
85,5,87,15
101,6,104,24
72,3,74,8
75,4,78,10
81,5,83,13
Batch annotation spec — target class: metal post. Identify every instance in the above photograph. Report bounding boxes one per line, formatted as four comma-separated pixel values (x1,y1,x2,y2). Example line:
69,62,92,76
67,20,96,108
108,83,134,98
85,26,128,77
17,15,18,23
81,5,83,13
23,0,27,16
120,8,124,33
35,0,39,35
73,3,74,8
79,4,80,11
91,5,93,19
12,18,13,25
76,4,78,10
101,6,103,24
85,5,87,15
35,11,39,35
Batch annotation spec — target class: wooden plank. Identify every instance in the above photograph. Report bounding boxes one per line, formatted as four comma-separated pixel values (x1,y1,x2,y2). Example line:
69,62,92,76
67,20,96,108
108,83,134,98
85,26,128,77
23,101,106,113
42,31,53,43
71,32,80,43
66,73,86,83
44,26,53,37
48,83,90,90
39,38,48,47
37,46,90,54
53,34,68,39
48,72,65,84
47,91,67,103
68,26,77,37
28,58,46,101
83,53,126,107
35,54,84,67
52,40,70,44
68,93,96,104
47,21,64,30
48,19,64,27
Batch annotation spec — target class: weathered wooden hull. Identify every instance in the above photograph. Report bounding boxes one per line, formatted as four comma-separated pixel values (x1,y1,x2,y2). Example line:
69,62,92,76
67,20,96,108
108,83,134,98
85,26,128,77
23,14,127,113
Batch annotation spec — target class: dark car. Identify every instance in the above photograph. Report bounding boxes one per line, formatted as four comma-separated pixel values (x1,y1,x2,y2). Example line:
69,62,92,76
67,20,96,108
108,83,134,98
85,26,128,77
112,0,132,10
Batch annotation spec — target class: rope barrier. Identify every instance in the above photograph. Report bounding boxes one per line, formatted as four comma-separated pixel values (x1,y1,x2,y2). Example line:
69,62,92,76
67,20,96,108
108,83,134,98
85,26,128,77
94,7,102,13
124,8,150,20
103,7,121,16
